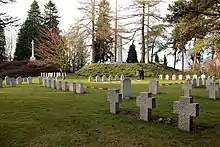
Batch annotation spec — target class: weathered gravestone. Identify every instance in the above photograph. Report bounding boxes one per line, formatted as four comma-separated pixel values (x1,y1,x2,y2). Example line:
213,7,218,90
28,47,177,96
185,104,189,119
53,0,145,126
23,77,28,83
76,83,84,94
102,75,107,82
16,77,22,85
5,76,10,85
88,76,93,82
47,78,52,88
107,89,120,101
120,74,125,81
51,79,56,89
115,75,119,81
38,77,43,84
120,79,132,99
165,74,169,80
172,75,176,80
109,75,113,81
149,79,159,94
109,91,122,114
201,74,206,86
136,92,156,121
96,76,101,82
206,76,213,89
42,78,47,87
69,81,76,92
182,80,192,97
178,75,183,80
159,74,163,80
191,78,197,88
27,77,33,84
0,78,3,88
173,96,199,132
197,77,202,87
56,80,62,90
207,82,219,100
61,80,68,91
10,78,16,87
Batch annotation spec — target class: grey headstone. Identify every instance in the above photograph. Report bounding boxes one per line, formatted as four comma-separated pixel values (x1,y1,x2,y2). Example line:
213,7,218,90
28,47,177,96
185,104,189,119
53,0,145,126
69,81,76,92
173,96,199,132
38,77,43,84
115,75,119,81
56,80,62,90
5,76,10,85
47,78,52,88
96,76,101,82
207,82,218,100
88,76,93,82
42,78,47,87
165,74,169,80
107,89,120,101
178,75,183,80
102,75,107,82
182,80,192,97
172,75,176,80
109,91,122,114
120,79,131,99
16,77,23,85
10,78,16,87
51,79,56,89
149,79,159,95
27,77,33,84
23,77,28,82
159,75,163,80
137,92,156,122
76,83,84,94
109,75,113,81
197,77,202,87
61,80,68,91
120,74,125,81
191,79,197,88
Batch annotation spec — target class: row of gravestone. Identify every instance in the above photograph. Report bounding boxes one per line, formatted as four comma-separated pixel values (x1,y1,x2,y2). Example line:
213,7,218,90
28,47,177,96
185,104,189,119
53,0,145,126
183,77,219,100
108,83,198,132
40,72,64,78
159,74,215,81
0,76,33,88
88,75,125,82
38,77,85,94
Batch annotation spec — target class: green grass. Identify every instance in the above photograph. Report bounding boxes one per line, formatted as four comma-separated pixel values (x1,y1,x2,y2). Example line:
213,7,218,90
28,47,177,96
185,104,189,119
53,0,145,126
0,77,220,147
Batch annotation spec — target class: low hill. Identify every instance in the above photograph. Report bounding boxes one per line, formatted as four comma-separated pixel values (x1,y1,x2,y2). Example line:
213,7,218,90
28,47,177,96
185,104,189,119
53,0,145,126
0,60,59,78
75,63,181,77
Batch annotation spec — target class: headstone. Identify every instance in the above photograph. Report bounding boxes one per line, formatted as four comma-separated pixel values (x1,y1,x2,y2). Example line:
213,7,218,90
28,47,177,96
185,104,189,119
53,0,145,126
159,75,163,80
51,79,56,89
206,76,212,89
47,78,52,88
96,76,101,82
55,76,60,82
182,80,192,97
178,75,183,80
197,77,202,87
149,79,159,95
173,96,199,132
172,75,176,80
186,74,190,80
109,91,122,114
120,79,132,99
76,83,84,94
201,75,207,86
201,74,206,79
23,77,28,83
115,75,119,81
212,76,216,82
16,77,22,85
137,92,156,121
27,77,33,84
208,82,218,100
38,77,43,84
56,80,62,90
5,76,10,85
102,75,107,82
165,74,169,80
136,92,152,107
88,76,93,82
107,89,120,101
61,80,68,91
10,78,16,87
42,78,47,87
69,81,76,92
0,78,3,88
193,74,198,80
191,78,197,88
120,75,125,81
109,75,113,81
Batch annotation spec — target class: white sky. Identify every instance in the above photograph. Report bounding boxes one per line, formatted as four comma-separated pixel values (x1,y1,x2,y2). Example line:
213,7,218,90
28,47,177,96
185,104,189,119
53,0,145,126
2,0,182,69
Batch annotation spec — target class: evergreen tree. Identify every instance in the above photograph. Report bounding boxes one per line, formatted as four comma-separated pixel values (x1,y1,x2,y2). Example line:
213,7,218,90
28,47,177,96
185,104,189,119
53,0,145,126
126,42,138,63
0,24,6,62
43,0,59,29
163,55,168,66
14,0,42,60
155,53,159,63
94,0,113,63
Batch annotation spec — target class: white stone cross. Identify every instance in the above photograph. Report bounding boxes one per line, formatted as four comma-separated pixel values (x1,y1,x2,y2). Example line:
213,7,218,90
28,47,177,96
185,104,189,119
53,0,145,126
109,92,122,114
207,82,219,100
182,80,192,97
173,96,199,132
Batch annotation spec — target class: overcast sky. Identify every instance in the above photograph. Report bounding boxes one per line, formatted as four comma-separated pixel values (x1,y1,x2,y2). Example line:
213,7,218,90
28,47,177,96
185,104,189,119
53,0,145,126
2,0,182,69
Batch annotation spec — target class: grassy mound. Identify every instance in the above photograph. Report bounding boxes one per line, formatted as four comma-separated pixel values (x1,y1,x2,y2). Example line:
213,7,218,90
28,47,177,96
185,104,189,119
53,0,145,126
75,63,180,77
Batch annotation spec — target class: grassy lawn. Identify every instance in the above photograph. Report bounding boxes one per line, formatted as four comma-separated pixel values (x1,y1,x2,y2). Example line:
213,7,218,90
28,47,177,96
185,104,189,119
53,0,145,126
0,77,220,147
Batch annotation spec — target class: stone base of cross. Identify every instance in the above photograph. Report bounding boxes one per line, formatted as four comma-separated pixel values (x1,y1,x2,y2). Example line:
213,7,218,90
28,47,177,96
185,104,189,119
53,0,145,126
136,92,156,122
30,56,36,61
174,96,199,132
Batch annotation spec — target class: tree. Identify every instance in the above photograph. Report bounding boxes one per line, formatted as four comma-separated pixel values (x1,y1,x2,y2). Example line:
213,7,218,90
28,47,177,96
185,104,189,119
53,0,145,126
14,0,42,60
155,53,159,63
94,0,113,63
163,55,168,66
43,0,59,29
126,42,138,63
0,24,6,62
35,28,69,79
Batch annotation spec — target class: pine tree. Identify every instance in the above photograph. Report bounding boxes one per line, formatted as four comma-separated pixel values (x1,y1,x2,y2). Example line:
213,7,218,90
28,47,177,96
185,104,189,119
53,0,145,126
0,24,6,62
43,0,59,29
94,0,113,63
163,55,168,66
126,42,138,63
14,0,42,60
155,53,159,63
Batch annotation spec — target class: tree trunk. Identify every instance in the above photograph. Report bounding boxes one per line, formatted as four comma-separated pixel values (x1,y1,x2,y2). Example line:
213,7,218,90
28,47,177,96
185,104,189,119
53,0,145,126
151,38,156,62
114,0,118,62
146,3,150,64
173,49,177,69
182,49,185,72
91,0,95,63
140,3,145,63
193,52,197,71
